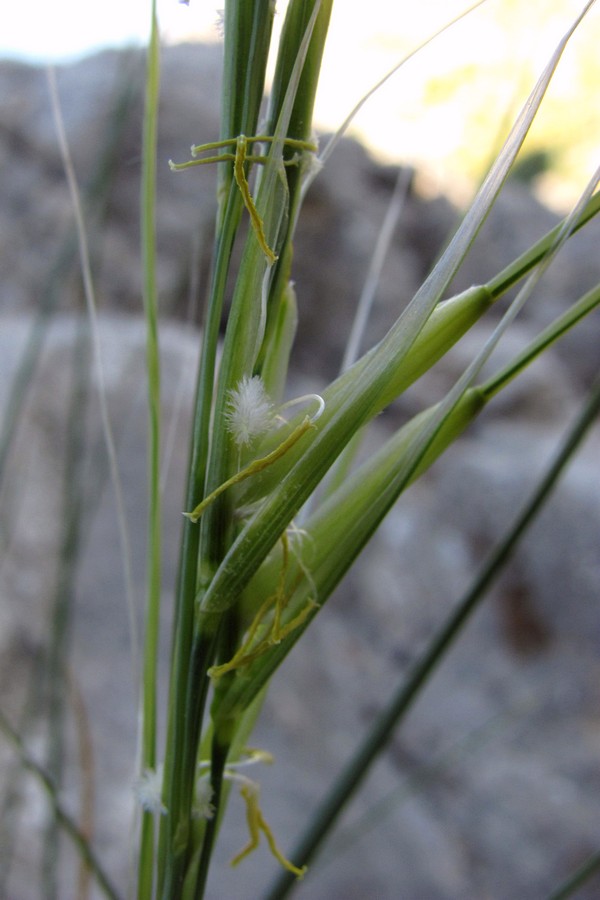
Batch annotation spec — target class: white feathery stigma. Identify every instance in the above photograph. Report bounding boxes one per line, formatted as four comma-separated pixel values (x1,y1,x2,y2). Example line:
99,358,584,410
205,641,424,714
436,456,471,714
225,375,274,447
134,766,166,816
194,776,215,820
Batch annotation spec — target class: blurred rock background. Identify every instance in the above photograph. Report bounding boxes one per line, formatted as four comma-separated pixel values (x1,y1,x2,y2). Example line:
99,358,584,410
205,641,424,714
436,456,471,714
0,44,599,899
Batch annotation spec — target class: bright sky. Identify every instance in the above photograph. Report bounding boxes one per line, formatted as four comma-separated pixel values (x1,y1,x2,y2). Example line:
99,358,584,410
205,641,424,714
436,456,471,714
2,1,597,206
0,0,219,63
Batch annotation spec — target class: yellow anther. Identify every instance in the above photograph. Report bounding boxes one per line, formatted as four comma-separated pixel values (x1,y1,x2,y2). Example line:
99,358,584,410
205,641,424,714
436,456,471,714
208,529,317,679
233,135,278,264
230,783,307,879
184,417,315,524
170,134,317,263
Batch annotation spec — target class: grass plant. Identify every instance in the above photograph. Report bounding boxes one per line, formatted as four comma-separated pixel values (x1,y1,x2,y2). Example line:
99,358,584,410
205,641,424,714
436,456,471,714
1,1,599,898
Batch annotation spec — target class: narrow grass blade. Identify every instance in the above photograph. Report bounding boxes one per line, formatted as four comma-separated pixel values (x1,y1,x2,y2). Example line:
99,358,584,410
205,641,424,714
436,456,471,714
548,850,600,900
341,166,412,373
0,63,138,506
46,66,139,695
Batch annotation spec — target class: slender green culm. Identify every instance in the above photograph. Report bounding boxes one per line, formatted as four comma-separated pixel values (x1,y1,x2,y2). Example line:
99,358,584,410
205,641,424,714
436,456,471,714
138,0,162,895
548,849,600,900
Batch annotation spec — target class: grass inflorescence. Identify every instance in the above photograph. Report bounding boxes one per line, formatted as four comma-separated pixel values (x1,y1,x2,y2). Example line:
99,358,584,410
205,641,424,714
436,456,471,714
1,2,599,899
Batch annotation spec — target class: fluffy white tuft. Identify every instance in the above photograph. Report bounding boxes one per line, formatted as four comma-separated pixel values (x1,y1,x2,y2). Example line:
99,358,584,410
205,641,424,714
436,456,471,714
194,777,215,820
225,375,274,447
134,766,166,816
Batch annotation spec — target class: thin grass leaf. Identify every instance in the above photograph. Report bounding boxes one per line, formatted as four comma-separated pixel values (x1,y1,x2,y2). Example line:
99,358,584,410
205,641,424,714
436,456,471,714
341,166,412,373
486,189,600,299
46,66,139,695
68,671,96,900
548,850,600,900
482,280,600,401
0,62,138,505
324,705,531,868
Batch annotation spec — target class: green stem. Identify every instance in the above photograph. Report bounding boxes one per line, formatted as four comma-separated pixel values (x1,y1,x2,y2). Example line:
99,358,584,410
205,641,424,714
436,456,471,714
159,623,221,899
192,728,231,898
257,0,334,360
157,179,242,894
138,1,162,894
547,850,600,900
482,281,600,400
218,0,276,215
264,372,600,899
486,192,600,299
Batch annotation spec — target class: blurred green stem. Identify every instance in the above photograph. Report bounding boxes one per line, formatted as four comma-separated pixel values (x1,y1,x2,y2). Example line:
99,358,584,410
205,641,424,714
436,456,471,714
548,850,600,900
138,0,162,894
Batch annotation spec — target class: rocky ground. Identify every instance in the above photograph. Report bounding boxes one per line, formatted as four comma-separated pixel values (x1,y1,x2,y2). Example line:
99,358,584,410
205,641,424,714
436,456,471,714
1,45,599,899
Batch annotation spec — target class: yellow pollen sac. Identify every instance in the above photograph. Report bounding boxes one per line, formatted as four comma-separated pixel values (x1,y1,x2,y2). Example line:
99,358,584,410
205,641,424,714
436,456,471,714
230,782,307,879
208,531,317,679
169,133,318,265
183,417,315,524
